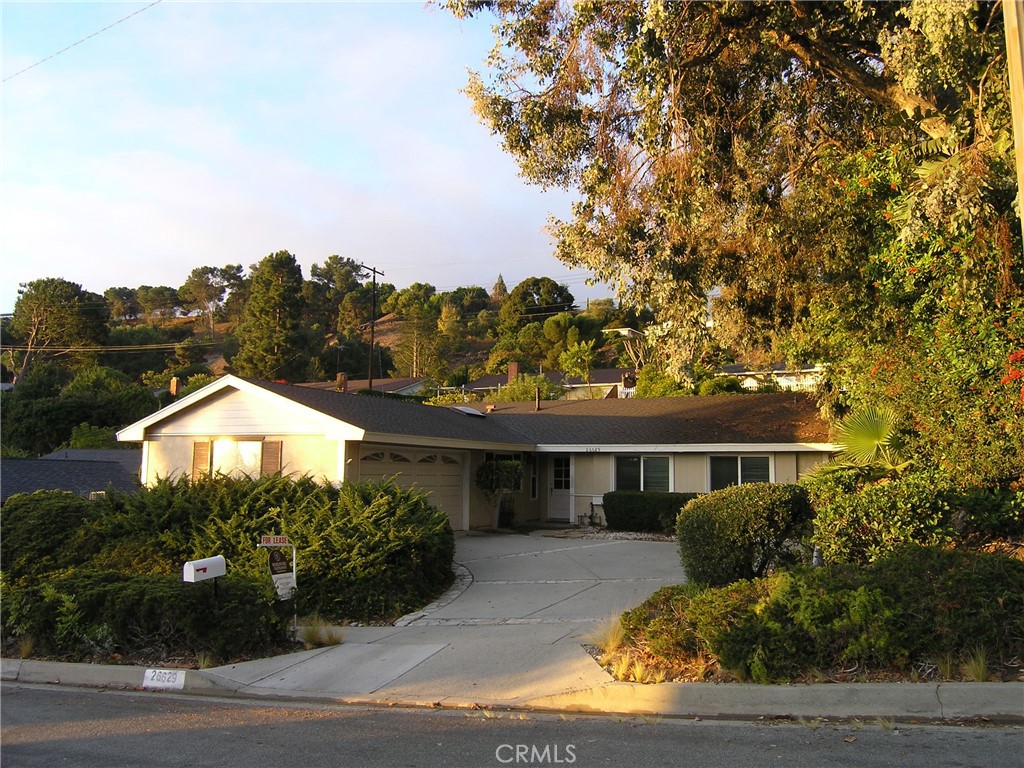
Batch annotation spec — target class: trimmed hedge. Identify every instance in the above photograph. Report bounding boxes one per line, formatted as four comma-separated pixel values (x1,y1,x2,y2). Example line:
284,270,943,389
0,475,456,661
676,483,813,587
621,545,1024,683
805,469,1024,565
0,491,102,579
603,491,698,534
2,570,289,660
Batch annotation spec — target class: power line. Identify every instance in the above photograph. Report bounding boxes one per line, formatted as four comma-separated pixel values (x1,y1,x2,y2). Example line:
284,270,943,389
2,0,164,84
0,341,218,353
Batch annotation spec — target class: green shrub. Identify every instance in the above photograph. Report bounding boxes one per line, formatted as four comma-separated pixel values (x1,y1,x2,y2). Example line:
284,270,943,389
676,483,813,587
806,469,1023,565
621,545,1024,683
621,579,771,662
289,480,455,621
85,474,455,622
0,491,103,580
1,475,456,661
603,491,699,534
2,570,289,660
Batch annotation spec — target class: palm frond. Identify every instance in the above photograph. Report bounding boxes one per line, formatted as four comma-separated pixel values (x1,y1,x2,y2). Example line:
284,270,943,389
834,406,902,466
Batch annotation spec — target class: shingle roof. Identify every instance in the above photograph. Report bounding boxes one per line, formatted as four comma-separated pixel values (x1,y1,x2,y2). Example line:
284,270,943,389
241,378,533,447
474,393,830,446
1,459,140,503
245,379,828,447
41,449,142,475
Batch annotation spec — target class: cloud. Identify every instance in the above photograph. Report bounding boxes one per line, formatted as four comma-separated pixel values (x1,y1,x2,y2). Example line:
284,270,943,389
0,2,605,313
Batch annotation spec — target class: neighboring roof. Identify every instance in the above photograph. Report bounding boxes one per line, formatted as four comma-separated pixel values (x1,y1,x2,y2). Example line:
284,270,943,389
1,458,139,503
467,368,633,391
472,393,830,448
296,377,427,395
42,448,142,475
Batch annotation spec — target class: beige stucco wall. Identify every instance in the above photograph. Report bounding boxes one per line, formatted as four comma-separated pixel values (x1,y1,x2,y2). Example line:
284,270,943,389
774,453,799,484
277,435,341,482
673,454,707,493
142,436,193,484
797,451,831,477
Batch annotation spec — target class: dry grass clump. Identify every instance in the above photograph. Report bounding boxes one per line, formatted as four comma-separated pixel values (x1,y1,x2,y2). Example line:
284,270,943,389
298,615,345,649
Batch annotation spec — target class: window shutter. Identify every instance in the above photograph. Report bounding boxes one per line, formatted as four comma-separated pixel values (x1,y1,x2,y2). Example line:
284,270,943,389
192,442,211,480
261,441,282,476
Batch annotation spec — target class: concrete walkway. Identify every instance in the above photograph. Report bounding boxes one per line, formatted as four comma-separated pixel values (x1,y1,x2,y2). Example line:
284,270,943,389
3,531,1022,722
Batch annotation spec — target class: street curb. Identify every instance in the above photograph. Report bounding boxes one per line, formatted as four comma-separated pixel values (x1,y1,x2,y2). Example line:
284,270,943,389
520,681,1024,723
3,658,236,695
4,657,1021,723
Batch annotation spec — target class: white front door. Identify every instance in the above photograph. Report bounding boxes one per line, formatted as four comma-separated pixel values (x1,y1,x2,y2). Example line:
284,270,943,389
548,455,571,522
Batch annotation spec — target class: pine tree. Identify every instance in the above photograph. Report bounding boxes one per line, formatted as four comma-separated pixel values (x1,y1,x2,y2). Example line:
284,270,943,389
232,251,310,381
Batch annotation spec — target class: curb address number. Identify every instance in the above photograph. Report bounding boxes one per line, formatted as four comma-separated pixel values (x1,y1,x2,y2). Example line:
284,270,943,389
143,668,186,690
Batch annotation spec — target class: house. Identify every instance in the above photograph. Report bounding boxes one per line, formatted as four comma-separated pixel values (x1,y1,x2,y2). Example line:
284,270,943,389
116,375,836,530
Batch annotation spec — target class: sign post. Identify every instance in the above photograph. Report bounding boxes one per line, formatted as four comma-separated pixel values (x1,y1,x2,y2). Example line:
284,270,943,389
258,535,297,635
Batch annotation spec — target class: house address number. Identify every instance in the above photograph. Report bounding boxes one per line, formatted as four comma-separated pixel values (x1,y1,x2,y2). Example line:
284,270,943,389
585,447,601,453
143,668,186,690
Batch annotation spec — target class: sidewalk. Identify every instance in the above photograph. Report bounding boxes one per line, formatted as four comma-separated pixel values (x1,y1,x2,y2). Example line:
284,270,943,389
3,532,1022,723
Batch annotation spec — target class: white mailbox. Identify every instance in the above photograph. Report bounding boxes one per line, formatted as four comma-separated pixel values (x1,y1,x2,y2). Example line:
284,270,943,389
183,555,226,583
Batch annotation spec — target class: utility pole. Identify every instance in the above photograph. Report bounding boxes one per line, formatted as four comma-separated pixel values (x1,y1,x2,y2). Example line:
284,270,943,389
360,264,385,392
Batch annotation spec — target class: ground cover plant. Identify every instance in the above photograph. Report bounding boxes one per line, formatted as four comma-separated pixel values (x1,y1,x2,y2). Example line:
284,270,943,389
615,545,1024,684
0,475,455,665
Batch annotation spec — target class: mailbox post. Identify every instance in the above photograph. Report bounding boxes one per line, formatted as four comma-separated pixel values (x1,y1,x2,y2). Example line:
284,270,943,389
183,554,226,598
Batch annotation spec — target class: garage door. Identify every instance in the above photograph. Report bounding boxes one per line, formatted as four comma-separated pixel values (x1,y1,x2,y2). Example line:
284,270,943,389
358,448,465,530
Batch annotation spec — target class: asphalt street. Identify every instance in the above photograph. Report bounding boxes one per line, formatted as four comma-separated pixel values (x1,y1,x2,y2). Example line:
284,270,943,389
3,685,1021,768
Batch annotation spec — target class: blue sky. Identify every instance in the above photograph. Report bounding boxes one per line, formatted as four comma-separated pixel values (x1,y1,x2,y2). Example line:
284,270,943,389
0,1,607,315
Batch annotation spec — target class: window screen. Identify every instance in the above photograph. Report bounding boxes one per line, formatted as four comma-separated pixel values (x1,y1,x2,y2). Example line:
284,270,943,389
616,455,670,491
710,456,771,491
615,456,641,491
740,456,771,483
642,456,670,492
710,456,739,491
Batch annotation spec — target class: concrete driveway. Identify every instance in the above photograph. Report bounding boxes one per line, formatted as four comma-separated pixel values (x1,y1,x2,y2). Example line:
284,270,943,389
204,530,685,704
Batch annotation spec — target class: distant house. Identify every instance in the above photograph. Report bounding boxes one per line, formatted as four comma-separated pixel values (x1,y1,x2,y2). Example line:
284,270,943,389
297,374,428,397
1,454,141,503
720,363,824,393
117,375,835,531
467,363,638,400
